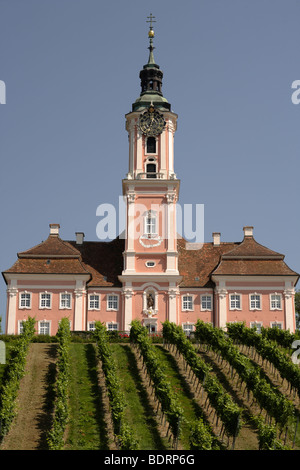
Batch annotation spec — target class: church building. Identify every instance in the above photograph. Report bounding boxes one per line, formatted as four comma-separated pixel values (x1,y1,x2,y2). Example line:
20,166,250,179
2,19,299,335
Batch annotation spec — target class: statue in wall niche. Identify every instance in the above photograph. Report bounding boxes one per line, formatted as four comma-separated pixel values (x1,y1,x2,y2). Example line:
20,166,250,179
147,292,155,309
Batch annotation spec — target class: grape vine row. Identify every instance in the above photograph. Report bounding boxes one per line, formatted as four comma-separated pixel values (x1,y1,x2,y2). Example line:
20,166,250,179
195,321,295,432
47,317,71,450
130,320,184,447
227,322,300,399
94,321,138,450
162,321,241,444
0,317,35,440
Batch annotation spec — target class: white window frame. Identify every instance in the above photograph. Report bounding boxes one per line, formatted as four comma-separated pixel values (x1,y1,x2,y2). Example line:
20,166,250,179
107,322,119,331
145,138,158,155
144,210,157,238
59,292,72,310
201,294,212,311
107,294,119,311
38,320,51,335
229,293,242,311
182,294,194,311
145,260,156,268
88,321,96,331
269,293,282,311
19,291,32,309
249,293,262,311
39,292,52,309
145,322,157,333
18,320,25,334
88,293,100,310
250,321,263,333
182,323,195,335
270,321,283,329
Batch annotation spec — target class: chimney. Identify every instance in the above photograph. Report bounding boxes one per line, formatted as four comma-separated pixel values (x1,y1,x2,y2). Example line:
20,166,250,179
49,223,60,236
243,226,254,237
75,232,85,245
212,232,221,246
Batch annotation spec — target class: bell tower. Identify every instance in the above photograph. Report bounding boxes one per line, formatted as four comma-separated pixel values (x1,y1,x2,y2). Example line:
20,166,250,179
119,15,182,331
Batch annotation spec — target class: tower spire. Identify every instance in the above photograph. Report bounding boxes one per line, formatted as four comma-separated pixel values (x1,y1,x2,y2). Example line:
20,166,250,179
146,13,156,67
132,15,171,111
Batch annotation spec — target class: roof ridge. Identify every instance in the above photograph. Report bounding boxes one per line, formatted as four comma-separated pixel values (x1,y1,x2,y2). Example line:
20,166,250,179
221,236,284,260
18,235,81,259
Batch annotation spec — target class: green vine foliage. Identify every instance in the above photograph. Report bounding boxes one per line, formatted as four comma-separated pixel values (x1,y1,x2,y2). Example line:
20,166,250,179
195,321,295,431
130,320,183,440
47,318,71,450
0,317,35,439
189,418,216,450
162,321,241,440
94,321,138,450
227,322,300,398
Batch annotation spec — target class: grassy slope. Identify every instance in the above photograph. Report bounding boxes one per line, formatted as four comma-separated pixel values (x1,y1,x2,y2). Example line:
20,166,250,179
65,343,110,450
110,343,169,450
1,339,300,450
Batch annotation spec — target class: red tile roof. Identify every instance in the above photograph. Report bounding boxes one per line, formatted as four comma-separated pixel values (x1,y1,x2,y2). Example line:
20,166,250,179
177,237,238,287
2,232,298,287
68,238,124,287
5,258,90,276
212,235,299,278
221,235,284,259
18,234,81,258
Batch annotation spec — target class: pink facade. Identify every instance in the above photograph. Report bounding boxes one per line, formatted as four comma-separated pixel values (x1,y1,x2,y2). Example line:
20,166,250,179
2,27,299,336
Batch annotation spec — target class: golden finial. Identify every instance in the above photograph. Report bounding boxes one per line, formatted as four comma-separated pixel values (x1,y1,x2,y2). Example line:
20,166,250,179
147,13,156,38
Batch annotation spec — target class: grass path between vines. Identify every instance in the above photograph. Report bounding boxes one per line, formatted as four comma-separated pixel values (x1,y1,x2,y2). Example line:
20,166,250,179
110,344,169,450
196,346,260,450
153,344,210,450
0,343,57,450
65,343,111,450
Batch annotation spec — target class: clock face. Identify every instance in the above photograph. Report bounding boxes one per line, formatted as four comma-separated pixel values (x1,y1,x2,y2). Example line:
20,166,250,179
139,107,165,136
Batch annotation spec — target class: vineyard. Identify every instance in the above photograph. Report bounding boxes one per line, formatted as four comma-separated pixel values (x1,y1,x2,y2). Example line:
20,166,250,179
0,318,300,451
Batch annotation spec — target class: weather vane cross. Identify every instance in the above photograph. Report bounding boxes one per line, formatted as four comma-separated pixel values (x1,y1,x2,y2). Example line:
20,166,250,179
146,13,156,31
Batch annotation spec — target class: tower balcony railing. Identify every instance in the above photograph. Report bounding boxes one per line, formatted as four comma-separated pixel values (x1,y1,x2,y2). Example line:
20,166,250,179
137,172,164,179
134,172,177,180
125,172,177,180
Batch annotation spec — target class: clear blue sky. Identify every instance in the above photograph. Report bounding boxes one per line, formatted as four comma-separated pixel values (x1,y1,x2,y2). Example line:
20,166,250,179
0,0,299,331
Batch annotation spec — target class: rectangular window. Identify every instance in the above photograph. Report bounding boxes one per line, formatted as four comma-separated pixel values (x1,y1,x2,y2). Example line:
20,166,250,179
18,321,24,334
145,215,156,235
182,295,193,311
107,322,118,331
250,322,263,334
249,294,261,310
230,294,241,310
89,294,100,310
270,293,282,310
39,321,50,335
107,295,118,310
201,295,212,310
20,292,31,309
60,293,71,309
40,292,51,309
271,322,283,329
88,322,96,331
182,323,194,335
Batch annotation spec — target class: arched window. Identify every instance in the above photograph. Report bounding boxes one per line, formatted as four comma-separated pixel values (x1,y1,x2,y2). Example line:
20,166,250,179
146,163,156,178
147,136,156,153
